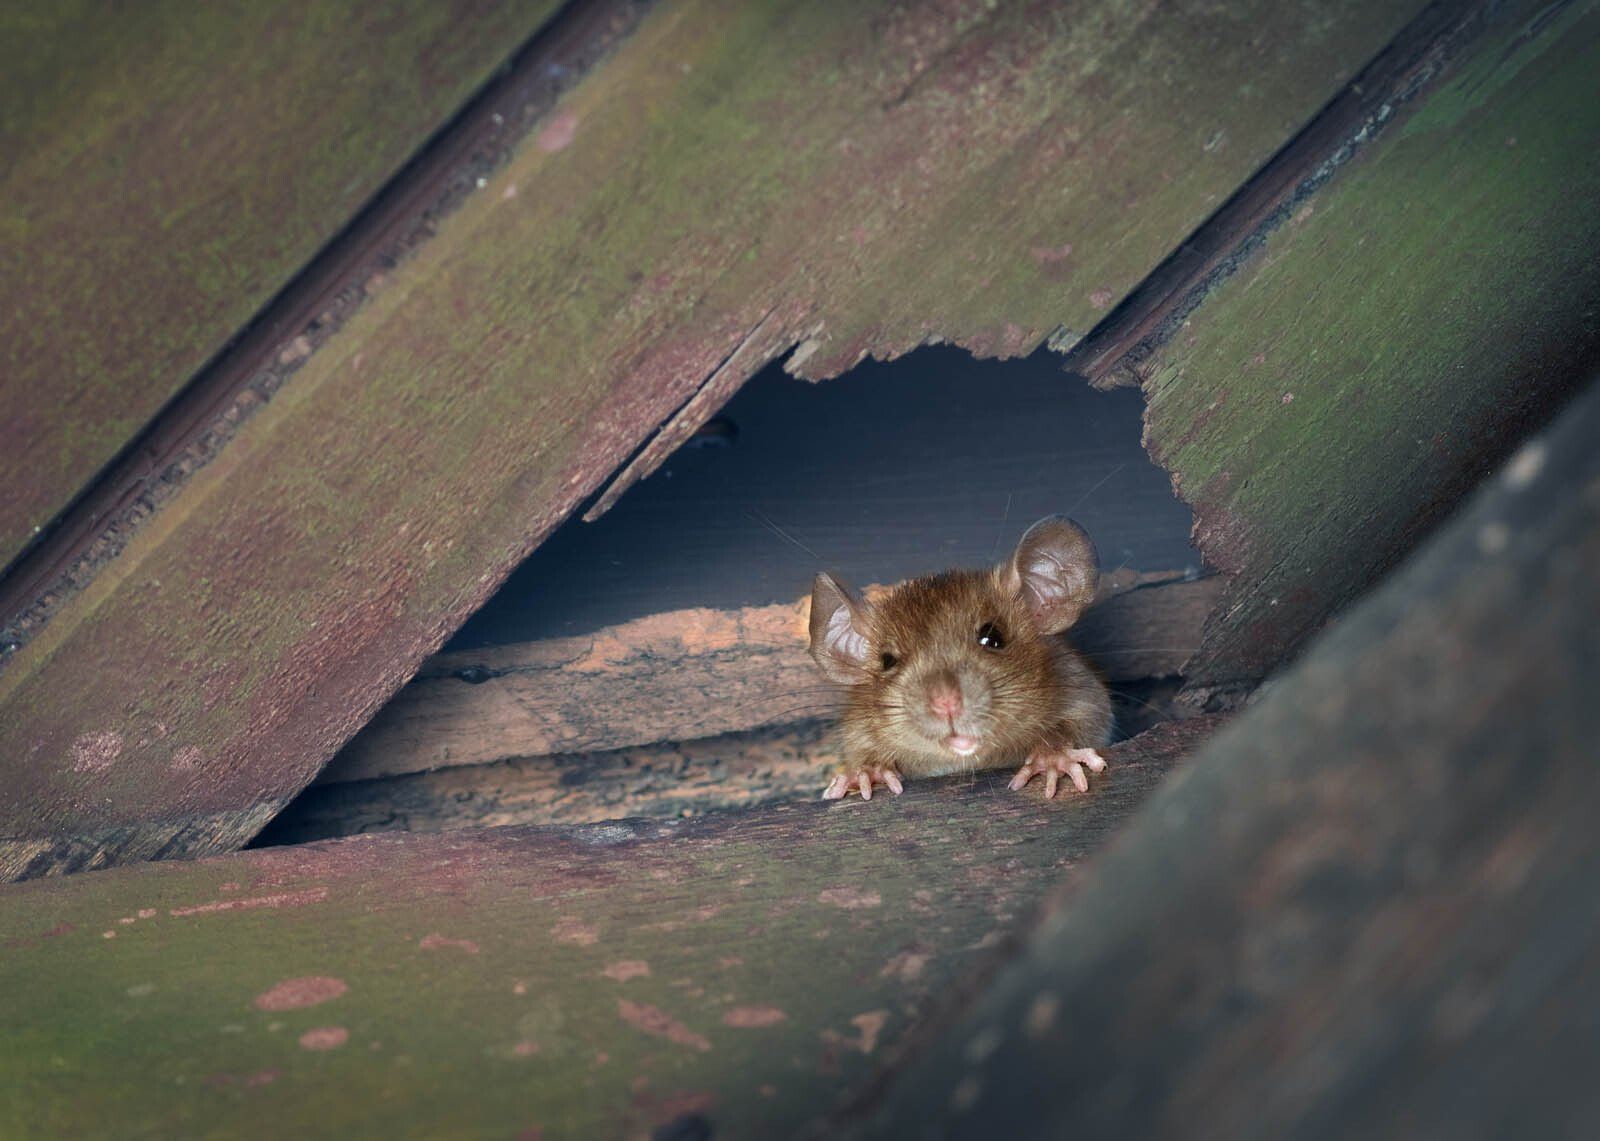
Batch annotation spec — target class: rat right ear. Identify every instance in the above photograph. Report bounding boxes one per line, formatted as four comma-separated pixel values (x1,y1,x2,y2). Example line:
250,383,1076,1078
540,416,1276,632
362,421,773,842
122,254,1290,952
1001,515,1100,634
808,572,874,684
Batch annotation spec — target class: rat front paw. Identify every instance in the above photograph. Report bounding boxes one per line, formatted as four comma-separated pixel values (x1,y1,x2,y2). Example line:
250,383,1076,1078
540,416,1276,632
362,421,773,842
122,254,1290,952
1008,746,1107,799
821,763,904,801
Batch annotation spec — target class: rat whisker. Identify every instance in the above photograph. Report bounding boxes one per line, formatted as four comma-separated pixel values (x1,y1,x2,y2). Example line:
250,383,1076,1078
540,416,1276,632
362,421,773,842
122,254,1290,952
1065,463,1125,517
987,491,1013,563
746,507,826,565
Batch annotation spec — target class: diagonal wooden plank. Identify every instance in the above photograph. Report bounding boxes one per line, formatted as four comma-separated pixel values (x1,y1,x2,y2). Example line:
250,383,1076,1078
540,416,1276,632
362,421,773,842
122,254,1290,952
0,0,566,569
1132,0,1600,697
0,718,1219,1140
0,0,1425,878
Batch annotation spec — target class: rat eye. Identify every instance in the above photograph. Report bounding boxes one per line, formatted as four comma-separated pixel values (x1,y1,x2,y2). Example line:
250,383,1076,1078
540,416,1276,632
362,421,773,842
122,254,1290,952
880,652,899,671
977,623,1006,651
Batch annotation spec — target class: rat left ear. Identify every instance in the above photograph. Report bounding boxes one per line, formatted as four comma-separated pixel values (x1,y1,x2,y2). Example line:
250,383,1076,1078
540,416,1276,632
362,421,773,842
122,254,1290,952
1000,515,1099,634
808,572,875,684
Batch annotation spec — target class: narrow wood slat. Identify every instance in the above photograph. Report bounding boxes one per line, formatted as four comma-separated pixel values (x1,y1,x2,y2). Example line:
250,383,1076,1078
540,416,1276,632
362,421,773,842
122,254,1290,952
0,0,565,568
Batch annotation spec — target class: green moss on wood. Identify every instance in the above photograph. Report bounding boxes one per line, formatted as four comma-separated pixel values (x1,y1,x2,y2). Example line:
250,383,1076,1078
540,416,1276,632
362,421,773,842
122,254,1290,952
0,0,563,565
1143,0,1600,686
0,728,1196,1138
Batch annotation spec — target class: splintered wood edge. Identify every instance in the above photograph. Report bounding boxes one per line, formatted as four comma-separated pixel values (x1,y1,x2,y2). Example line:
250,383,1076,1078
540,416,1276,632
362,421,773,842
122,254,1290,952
320,571,1224,785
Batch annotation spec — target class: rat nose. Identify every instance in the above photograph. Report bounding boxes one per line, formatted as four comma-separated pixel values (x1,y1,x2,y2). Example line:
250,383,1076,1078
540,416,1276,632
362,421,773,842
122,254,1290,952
926,672,964,719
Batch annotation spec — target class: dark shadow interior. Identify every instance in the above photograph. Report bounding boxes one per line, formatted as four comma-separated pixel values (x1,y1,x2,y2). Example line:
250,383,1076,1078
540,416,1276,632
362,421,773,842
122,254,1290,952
449,345,1200,649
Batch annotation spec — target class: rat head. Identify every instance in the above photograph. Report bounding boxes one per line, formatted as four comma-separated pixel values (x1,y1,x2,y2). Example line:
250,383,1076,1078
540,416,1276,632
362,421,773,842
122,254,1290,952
808,516,1099,767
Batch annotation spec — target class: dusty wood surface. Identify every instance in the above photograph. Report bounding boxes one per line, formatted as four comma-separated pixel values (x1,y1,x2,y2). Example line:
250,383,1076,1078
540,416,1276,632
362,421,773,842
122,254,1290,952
257,679,1185,845
840,377,1600,1138
262,721,842,846
320,571,1222,785
0,0,1421,879
0,0,564,569
1134,0,1600,697
0,719,1219,1140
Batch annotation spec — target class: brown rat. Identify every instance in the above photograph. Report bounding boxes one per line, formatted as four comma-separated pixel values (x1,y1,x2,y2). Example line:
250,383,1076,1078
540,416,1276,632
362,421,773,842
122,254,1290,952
808,515,1112,800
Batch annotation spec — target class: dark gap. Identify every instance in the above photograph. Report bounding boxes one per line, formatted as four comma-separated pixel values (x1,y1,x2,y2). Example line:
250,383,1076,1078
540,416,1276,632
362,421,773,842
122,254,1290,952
449,345,1199,649
256,347,1207,848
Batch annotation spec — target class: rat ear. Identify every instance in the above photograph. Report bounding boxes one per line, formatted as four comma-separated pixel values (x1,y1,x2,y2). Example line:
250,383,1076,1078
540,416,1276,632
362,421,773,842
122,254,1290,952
1001,516,1099,634
808,572,874,684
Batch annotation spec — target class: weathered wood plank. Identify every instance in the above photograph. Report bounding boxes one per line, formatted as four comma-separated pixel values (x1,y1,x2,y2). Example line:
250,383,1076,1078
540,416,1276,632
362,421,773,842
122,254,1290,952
0,0,564,568
1132,0,1600,696
0,718,1219,1140
320,571,1223,785
256,676,1188,845
839,375,1600,1137
0,0,1412,878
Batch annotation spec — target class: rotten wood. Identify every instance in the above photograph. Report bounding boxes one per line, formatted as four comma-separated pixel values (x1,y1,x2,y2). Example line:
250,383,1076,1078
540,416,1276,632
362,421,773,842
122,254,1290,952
1058,0,1489,389
1135,0,1600,696
0,0,570,571
0,719,1220,1140
839,375,1600,1137
318,571,1223,786
0,0,1424,879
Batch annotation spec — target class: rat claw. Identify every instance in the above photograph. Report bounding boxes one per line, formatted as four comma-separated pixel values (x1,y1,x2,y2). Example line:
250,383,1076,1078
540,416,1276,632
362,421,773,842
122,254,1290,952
858,773,872,800
1075,748,1107,774
884,771,904,795
1012,747,1109,797
822,774,849,800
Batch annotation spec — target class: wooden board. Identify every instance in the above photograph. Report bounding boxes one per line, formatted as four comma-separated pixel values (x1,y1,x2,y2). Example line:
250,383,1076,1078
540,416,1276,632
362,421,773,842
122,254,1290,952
839,375,1600,1137
1129,0,1600,696
0,0,564,568
0,0,1419,878
321,570,1222,785
256,677,1187,846
0,718,1220,1140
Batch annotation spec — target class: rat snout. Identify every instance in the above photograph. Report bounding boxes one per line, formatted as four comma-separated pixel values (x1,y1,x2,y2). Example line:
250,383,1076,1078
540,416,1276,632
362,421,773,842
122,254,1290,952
925,670,964,719
915,667,991,759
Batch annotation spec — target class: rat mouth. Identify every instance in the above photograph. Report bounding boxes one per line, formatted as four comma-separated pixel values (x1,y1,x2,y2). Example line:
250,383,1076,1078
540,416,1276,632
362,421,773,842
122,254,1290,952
943,734,982,757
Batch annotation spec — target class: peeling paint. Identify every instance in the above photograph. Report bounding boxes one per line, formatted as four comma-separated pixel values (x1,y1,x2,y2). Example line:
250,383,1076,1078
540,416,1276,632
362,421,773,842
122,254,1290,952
253,977,348,1011
617,999,711,1052
298,1026,349,1051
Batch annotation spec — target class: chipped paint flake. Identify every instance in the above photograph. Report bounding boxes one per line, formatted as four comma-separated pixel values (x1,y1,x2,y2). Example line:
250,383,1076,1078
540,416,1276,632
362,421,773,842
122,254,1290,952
617,999,711,1052
253,977,348,1011
298,1026,349,1051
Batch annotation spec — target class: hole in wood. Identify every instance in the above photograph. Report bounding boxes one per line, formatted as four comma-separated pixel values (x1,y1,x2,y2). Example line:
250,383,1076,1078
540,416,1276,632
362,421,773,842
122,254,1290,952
254,346,1216,848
